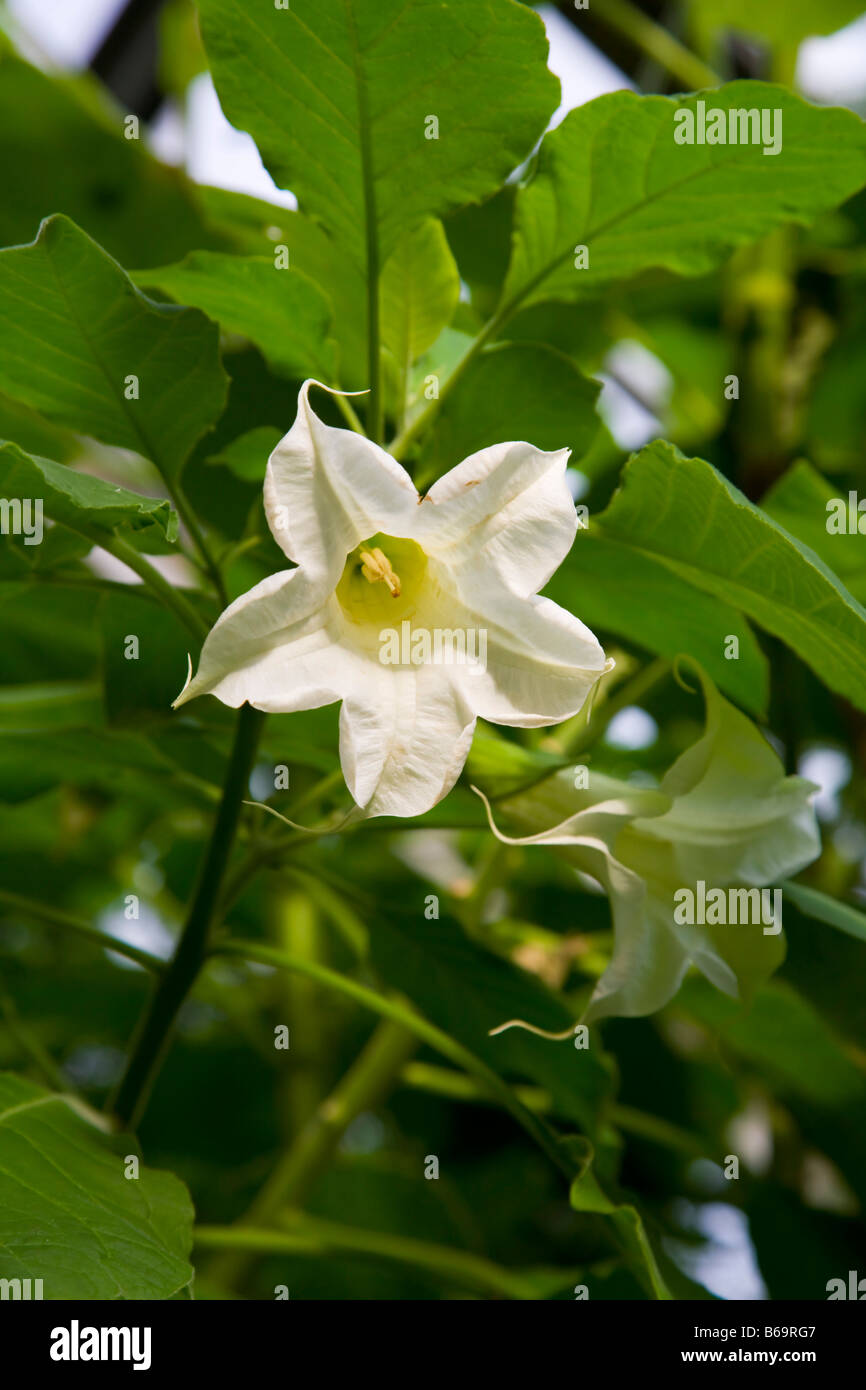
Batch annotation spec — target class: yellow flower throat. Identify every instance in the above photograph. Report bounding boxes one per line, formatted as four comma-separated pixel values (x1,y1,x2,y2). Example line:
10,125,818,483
336,533,428,625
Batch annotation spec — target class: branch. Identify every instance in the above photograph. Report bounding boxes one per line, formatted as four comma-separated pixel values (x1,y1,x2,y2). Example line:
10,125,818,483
109,704,265,1129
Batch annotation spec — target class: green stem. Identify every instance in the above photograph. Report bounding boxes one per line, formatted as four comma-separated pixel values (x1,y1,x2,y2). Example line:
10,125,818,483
780,880,866,946
207,1018,417,1289
110,705,265,1129
212,938,577,1181
172,481,229,607
216,769,350,913
388,309,504,460
0,889,164,972
402,1060,552,1113
345,2,384,445
402,1062,707,1156
592,0,720,91
96,532,209,643
196,1214,540,1300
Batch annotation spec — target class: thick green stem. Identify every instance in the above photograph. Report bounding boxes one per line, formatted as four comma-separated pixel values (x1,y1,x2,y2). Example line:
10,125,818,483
592,0,720,91
110,705,265,1129
207,1018,417,1289
97,532,209,643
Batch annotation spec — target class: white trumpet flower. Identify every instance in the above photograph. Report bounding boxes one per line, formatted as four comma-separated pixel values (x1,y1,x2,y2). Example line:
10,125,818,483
175,381,608,817
474,665,820,1021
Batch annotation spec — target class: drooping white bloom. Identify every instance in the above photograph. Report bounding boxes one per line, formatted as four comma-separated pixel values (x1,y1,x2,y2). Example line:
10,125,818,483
175,381,608,817
475,665,820,1021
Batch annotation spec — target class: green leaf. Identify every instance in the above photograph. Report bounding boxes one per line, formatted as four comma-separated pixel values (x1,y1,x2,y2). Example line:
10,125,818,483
205,427,283,483
0,389,77,464
0,585,101,684
0,45,227,268
762,459,866,602
0,682,101,736
548,532,770,716
593,440,866,714
0,1073,194,1299
504,82,866,312
381,219,460,392
444,188,516,317
0,727,215,809
686,0,864,46
0,526,92,580
136,252,337,382
0,440,177,544
680,979,864,1109
101,590,191,726
0,216,228,480
419,343,600,480
197,0,559,265
570,1166,672,1300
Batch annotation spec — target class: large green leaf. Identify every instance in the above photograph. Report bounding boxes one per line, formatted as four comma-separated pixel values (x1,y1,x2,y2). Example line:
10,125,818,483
0,44,227,268
0,216,227,480
381,219,460,381
0,1073,194,1299
593,441,866,714
547,532,770,716
136,252,337,382
419,343,600,478
101,590,191,726
0,440,177,545
504,83,866,312
197,0,558,266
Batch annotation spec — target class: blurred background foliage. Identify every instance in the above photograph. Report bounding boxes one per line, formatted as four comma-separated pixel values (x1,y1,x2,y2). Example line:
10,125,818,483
0,0,865,1300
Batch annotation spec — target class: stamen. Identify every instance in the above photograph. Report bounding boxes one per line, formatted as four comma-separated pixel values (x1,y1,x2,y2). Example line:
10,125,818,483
359,547,401,597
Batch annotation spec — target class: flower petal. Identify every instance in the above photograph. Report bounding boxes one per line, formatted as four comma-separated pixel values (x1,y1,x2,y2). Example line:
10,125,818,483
340,665,477,817
475,785,689,1020
416,440,577,596
638,663,820,885
174,568,351,713
264,379,418,584
450,586,608,726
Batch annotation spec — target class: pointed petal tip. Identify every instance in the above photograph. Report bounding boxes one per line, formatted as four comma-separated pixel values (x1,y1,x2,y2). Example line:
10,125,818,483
172,653,195,709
